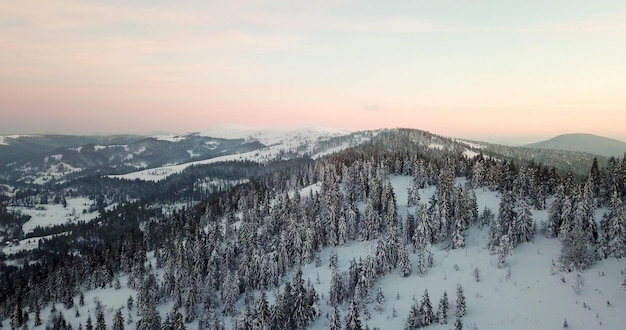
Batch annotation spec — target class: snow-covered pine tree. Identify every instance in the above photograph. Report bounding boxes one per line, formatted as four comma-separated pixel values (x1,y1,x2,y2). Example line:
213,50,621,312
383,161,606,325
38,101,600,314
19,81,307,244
497,234,514,269
345,299,363,330
221,270,239,317
256,291,271,329
405,300,423,329
456,284,466,318
436,291,449,325
398,244,412,277
516,198,534,244
329,305,342,330
451,218,466,249
419,289,434,326
558,195,574,241
603,190,626,258
416,249,427,277
95,309,106,330
112,308,124,330
413,205,433,250
454,316,463,330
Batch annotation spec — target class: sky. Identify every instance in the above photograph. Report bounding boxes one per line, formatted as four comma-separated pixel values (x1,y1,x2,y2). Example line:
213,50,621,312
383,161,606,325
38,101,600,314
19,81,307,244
1,1,626,144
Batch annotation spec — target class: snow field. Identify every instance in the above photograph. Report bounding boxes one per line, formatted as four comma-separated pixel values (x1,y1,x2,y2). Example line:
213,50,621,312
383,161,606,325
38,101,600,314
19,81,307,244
11,197,100,235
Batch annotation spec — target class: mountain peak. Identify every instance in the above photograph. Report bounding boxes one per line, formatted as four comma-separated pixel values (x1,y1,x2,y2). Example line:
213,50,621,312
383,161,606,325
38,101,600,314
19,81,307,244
525,133,626,157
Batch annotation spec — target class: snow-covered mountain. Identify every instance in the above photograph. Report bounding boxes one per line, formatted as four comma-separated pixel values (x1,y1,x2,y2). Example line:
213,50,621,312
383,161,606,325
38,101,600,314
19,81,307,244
0,128,363,185
526,133,626,157
1,127,625,330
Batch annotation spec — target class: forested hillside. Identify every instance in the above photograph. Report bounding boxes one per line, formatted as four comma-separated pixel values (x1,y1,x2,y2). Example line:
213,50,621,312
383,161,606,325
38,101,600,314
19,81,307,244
1,129,625,329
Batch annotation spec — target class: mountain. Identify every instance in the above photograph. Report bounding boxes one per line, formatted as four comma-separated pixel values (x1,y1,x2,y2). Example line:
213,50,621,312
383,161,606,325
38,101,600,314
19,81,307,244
525,133,626,158
2,127,626,330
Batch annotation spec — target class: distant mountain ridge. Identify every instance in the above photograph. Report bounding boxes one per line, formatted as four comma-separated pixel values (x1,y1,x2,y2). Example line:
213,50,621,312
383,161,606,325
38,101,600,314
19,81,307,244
525,133,626,157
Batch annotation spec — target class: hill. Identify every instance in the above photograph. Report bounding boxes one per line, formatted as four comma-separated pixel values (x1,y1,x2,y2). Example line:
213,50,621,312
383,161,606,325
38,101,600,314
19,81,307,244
525,133,626,158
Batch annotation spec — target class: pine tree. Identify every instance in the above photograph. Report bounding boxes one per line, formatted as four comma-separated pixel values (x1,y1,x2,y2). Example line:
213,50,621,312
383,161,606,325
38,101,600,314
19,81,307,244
113,308,125,330
454,316,463,330
86,314,94,330
436,291,449,325
404,301,423,329
456,284,466,318
398,244,412,277
604,190,626,258
345,299,362,330
451,218,466,249
516,199,534,244
416,249,427,277
34,301,42,326
374,287,385,313
95,309,106,330
256,291,271,329
497,234,513,269
221,270,239,317
419,289,434,326
329,268,344,306
329,306,342,330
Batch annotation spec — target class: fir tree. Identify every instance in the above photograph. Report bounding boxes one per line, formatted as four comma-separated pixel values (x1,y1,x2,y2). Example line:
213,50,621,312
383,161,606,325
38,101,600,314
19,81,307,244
516,199,534,244
95,309,106,330
85,314,94,330
398,244,412,277
374,287,385,313
256,291,271,329
454,316,463,330
404,301,423,329
34,301,42,326
603,190,626,258
456,284,466,318
345,299,363,330
436,291,449,325
329,306,342,330
419,289,434,326
451,218,466,249
497,235,514,269
113,308,125,330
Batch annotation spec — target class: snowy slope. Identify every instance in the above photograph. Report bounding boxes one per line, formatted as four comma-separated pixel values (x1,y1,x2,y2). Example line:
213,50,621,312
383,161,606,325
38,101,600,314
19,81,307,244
9,197,100,235
109,128,369,182
7,176,625,330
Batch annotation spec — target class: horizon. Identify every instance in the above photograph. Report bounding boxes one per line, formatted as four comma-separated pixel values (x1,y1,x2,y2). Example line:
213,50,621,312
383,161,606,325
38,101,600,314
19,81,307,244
2,1,626,143
1,124,626,147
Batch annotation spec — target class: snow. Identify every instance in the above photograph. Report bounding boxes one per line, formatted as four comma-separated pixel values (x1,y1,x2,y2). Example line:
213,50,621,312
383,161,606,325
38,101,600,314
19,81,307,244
6,176,626,330
428,143,444,150
199,125,348,145
187,149,201,158
311,143,351,159
463,149,480,158
109,135,340,182
301,176,626,330
0,134,38,145
299,182,322,197
11,197,100,234
2,232,70,255
154,134,187,142
453,138,485,149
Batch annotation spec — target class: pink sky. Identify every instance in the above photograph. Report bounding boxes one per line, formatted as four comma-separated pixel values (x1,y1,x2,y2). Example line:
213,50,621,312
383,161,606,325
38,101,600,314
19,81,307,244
1,1,626,144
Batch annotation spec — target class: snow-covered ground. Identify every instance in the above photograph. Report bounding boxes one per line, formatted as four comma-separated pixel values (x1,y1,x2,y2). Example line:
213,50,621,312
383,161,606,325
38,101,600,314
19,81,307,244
5,176,625,330
0,134,38,145
9,197,100,235
110,129,365,182
2,232,71,255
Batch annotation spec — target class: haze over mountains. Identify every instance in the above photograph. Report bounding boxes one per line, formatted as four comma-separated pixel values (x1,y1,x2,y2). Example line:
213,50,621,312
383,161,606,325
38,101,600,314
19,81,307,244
526,133,626,158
